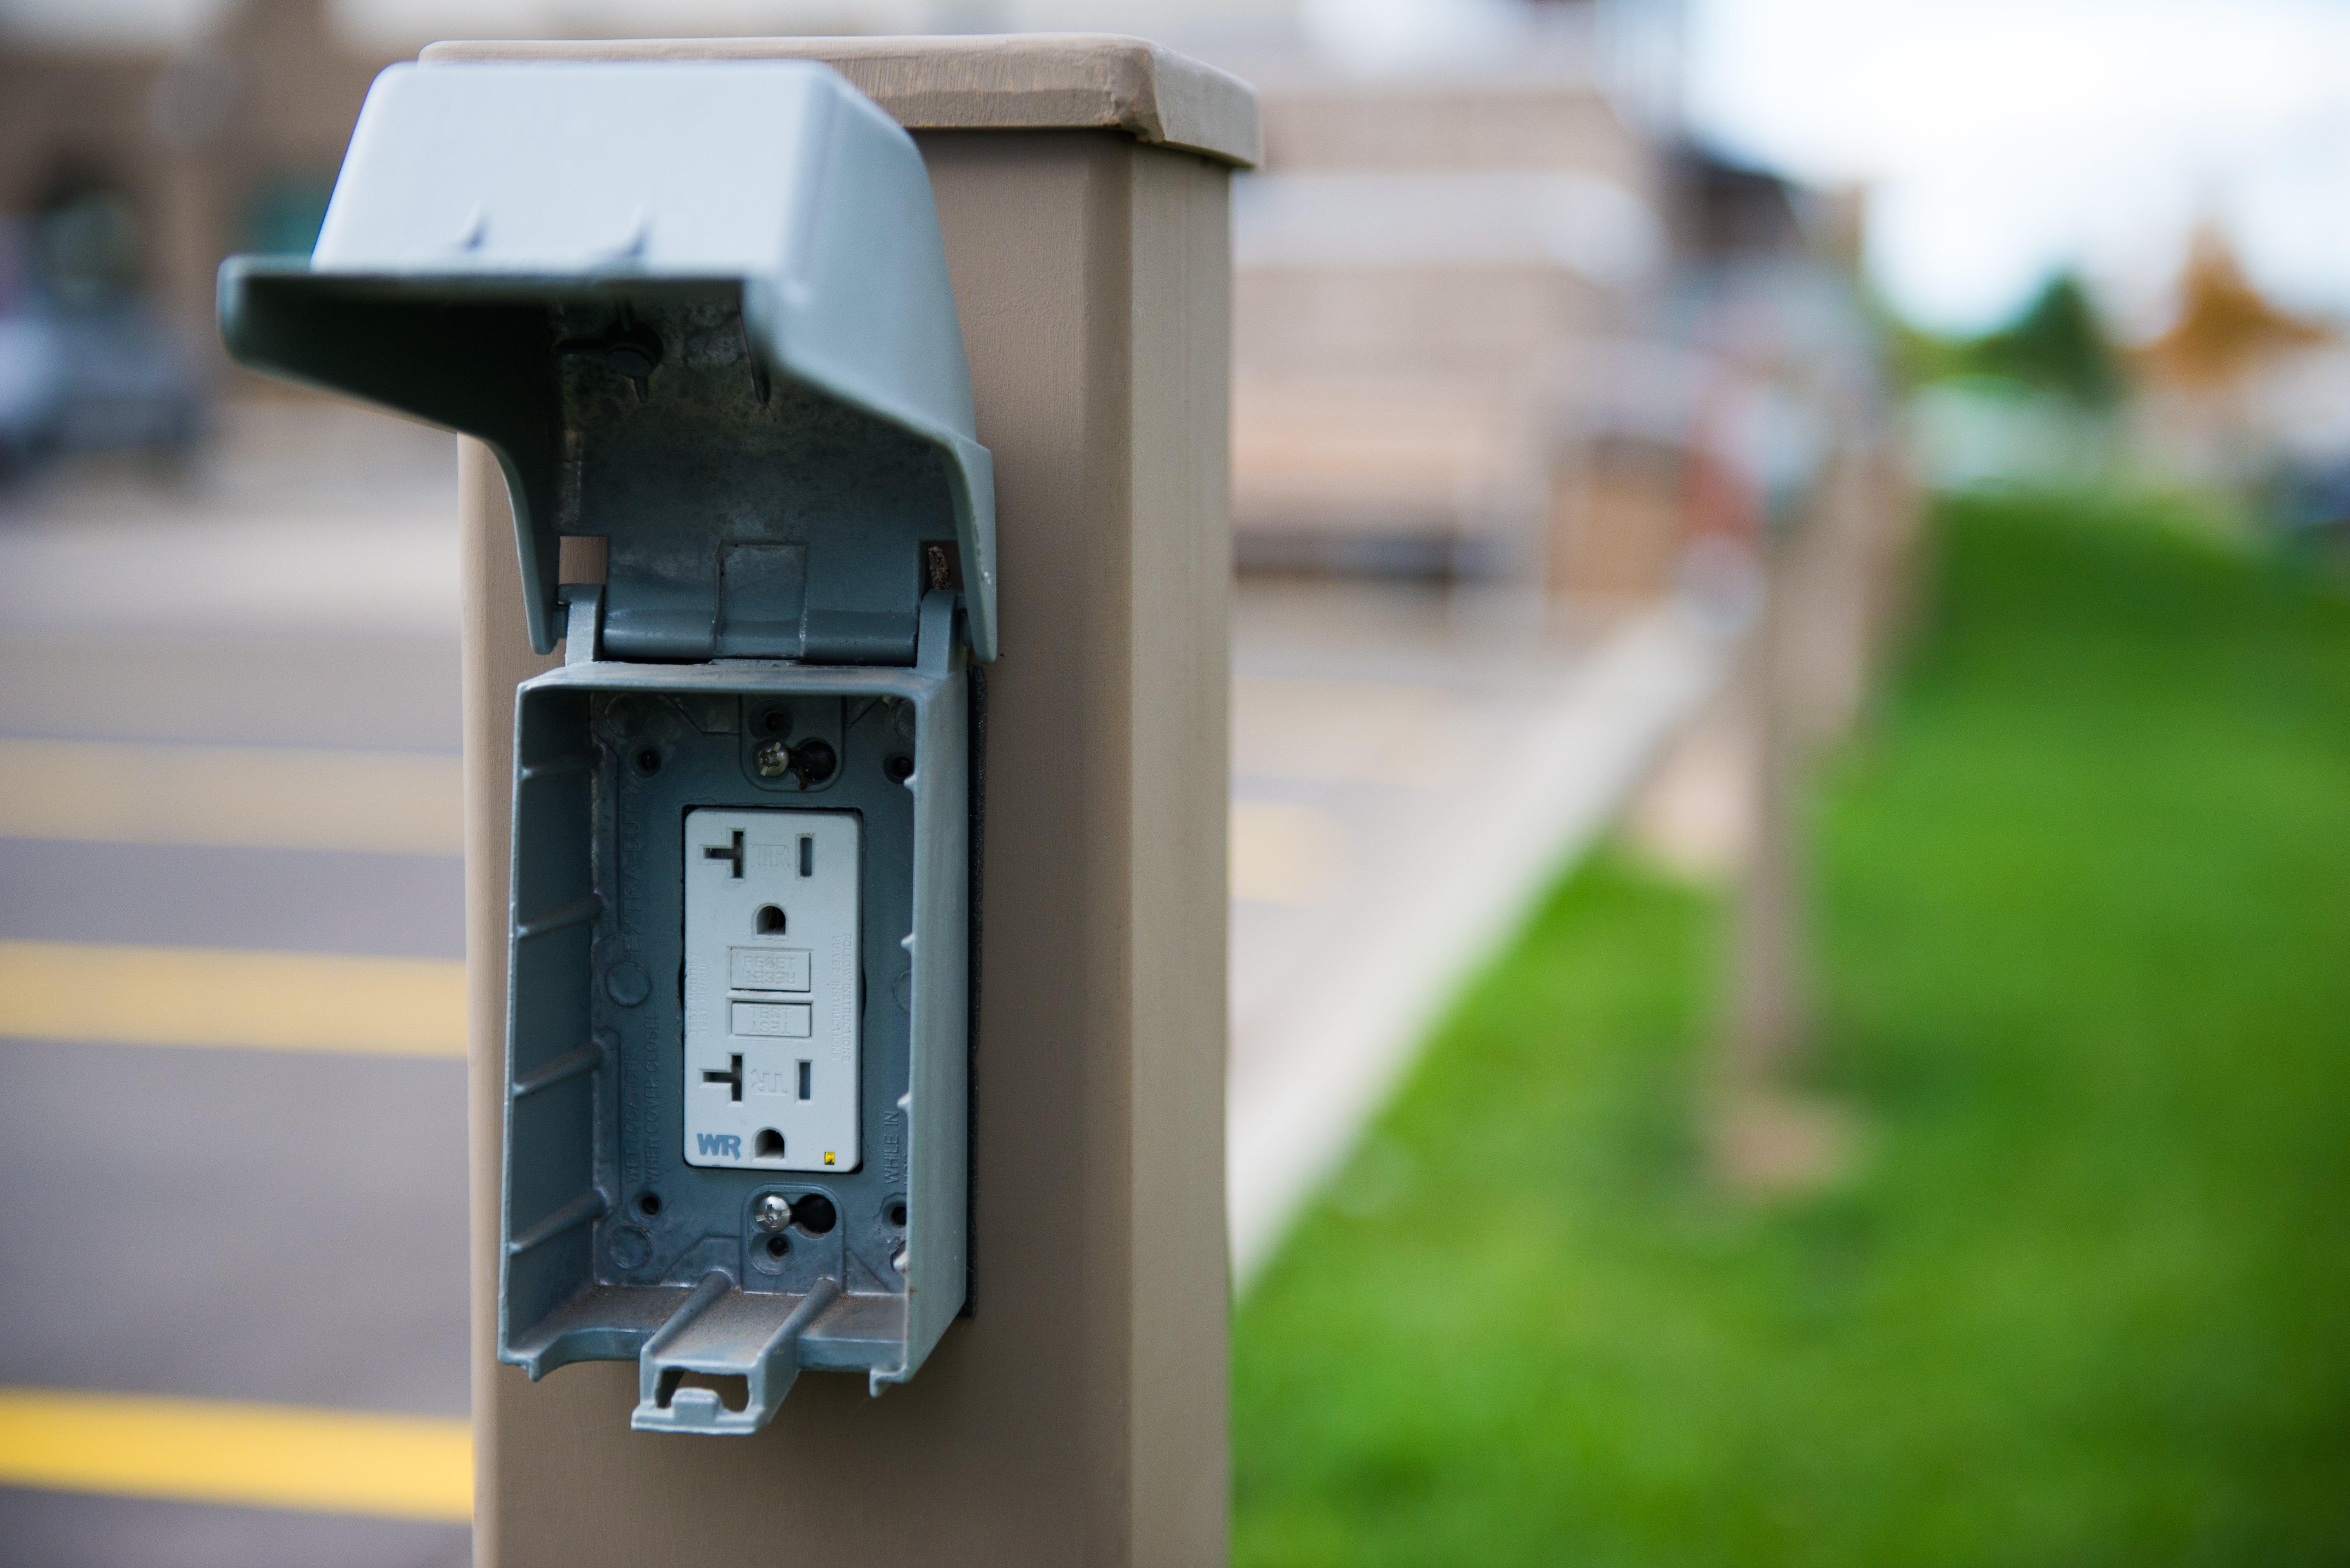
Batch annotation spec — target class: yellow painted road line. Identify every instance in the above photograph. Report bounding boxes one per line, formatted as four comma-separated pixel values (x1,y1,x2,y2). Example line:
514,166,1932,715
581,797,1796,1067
0,737,462,856
0,940,466,1057
0,1388,470,1523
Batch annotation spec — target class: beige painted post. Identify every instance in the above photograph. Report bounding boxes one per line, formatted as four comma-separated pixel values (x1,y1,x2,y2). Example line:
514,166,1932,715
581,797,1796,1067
448,37,1254,1568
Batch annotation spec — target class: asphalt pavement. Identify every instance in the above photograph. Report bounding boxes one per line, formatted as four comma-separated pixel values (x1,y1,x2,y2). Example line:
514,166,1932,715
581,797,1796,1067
0,415,473,1565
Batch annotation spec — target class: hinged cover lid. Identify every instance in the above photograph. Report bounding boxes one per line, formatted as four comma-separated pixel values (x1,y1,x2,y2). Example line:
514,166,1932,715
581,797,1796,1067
219,60,996,663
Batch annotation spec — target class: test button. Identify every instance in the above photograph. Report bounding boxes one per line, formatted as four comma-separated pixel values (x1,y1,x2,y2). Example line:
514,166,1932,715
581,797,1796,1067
732,1001,813,1038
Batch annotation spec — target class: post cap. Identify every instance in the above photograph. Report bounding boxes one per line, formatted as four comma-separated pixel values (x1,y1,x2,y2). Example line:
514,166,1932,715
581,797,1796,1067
418,33,1261,168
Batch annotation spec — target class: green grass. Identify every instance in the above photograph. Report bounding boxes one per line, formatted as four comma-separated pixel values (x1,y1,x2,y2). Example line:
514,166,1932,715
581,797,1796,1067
1232,490,2350,1566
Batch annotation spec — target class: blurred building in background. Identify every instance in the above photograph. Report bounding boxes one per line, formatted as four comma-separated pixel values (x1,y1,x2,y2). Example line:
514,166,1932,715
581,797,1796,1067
0,0,1892,624
1,1,358,323
0,0,389,468
1229,71,1876,621
1217,7,1881,620
1229,69,1660,581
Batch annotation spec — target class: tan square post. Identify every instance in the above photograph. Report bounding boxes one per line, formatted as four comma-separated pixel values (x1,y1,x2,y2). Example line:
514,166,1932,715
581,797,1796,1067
444,36,1255,1567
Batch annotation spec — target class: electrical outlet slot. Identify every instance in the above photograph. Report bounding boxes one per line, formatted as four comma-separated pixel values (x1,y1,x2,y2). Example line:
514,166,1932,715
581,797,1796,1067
755,904,786,934
703,1054,743,1101
797,1060,811,1100
704,829,745,878
756,1128,785,1158
798,835,813,876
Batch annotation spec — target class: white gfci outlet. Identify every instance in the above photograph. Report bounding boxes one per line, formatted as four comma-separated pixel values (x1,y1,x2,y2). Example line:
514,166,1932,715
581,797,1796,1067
682,808,861,1172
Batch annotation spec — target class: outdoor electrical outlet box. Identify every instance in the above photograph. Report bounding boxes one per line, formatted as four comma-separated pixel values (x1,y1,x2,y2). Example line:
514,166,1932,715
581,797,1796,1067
217,59,993,1435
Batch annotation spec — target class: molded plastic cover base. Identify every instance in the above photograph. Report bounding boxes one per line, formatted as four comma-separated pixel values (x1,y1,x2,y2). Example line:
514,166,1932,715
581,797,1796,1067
499,599,969,1433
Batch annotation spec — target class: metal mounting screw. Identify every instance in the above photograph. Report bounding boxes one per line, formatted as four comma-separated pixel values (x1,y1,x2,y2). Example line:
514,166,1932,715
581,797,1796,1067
752,739,792,779
751,1193,793,1234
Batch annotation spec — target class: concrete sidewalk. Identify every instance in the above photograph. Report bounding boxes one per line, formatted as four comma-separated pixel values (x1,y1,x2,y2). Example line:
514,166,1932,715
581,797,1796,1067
1226,585,1733,1283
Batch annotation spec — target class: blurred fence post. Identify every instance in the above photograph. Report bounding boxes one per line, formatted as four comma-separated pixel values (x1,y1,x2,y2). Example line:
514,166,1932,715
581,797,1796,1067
1715,416,1918,1189
449,36,1254,1566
